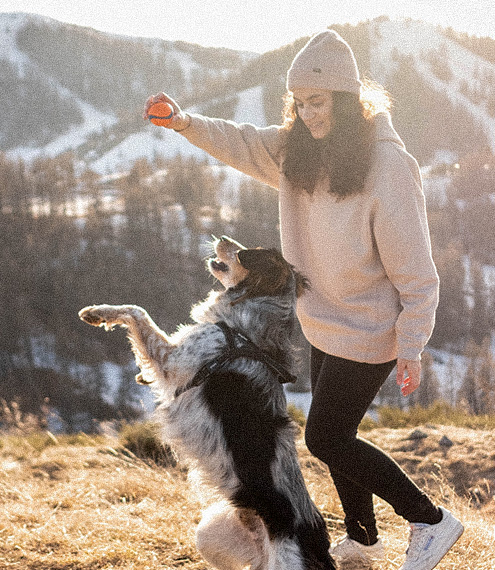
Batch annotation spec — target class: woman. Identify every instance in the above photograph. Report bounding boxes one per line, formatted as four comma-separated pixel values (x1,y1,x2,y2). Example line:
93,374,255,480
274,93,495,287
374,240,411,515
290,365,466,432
144,30,463,570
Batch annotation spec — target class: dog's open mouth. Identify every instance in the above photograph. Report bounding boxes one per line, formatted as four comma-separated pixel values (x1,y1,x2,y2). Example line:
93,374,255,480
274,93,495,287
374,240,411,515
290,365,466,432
210,259,229,272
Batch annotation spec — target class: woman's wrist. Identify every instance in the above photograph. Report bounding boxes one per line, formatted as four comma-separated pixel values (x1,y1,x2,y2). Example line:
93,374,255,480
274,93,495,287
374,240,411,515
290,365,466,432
173,113,192,132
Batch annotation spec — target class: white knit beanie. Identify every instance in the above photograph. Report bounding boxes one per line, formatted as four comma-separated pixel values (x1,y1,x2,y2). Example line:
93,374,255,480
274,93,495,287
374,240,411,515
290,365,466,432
286,30,361,94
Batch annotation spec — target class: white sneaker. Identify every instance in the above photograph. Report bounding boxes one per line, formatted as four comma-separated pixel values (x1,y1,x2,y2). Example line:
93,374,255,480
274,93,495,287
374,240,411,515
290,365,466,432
330,535,385,569
400,507,464,570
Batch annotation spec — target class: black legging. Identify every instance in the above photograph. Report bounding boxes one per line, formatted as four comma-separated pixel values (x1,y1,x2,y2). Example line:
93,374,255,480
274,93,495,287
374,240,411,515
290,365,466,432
305,347,441,545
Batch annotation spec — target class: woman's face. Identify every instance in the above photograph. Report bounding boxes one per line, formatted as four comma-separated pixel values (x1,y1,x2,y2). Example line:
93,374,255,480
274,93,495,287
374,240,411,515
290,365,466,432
291,88,334,139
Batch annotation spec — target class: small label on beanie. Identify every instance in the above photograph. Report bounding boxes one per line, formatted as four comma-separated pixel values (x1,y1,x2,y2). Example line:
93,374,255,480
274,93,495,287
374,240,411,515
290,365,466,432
312,67,322,73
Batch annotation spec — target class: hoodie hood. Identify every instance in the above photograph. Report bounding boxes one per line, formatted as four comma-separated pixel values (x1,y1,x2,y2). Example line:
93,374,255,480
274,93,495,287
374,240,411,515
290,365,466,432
374,112,405,149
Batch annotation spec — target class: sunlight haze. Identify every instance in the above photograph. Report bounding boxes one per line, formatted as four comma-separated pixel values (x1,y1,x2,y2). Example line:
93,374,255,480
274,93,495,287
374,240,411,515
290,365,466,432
2,0,495,52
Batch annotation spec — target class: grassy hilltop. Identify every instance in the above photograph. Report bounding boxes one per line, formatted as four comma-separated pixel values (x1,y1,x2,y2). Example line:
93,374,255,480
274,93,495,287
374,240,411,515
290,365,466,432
1,409,494,569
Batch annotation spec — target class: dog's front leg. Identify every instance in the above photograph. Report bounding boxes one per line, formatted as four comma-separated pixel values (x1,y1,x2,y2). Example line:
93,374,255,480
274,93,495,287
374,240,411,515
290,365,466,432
79,304,171,384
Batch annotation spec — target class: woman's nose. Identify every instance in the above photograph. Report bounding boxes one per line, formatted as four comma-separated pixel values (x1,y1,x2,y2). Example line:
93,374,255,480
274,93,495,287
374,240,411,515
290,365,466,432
299,106,314,122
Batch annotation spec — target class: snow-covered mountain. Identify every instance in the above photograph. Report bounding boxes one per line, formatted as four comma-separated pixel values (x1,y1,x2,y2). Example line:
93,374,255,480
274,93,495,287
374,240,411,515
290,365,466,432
1,12,495,174
369,18,495,153
0,12,263,173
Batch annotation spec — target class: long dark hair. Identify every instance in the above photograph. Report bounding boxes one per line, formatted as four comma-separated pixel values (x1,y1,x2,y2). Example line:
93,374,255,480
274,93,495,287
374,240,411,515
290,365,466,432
281,80,391,198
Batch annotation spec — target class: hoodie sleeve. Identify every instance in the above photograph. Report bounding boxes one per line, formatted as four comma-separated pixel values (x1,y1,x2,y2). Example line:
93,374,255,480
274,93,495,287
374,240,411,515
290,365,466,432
372,143,439,361
178,114,284,189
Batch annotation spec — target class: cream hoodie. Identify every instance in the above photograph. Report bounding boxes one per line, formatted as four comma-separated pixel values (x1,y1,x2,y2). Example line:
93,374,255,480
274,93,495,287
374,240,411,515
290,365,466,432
179,112,439,364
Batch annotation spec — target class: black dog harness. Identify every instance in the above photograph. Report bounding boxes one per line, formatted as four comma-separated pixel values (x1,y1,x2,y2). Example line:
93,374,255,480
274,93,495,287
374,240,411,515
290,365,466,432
174,321,297,398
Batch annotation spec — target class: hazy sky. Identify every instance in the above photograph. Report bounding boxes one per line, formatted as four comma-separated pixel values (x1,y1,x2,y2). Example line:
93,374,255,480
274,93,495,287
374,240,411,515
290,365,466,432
2,0,495,53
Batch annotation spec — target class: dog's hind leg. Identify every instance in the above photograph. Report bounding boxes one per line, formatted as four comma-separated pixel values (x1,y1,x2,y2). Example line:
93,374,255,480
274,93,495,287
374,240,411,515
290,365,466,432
79,304,171,384
196,502,269,570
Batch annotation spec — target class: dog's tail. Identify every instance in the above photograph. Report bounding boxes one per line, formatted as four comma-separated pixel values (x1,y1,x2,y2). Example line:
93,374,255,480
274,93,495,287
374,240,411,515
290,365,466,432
272,536,335,570
293,509,336,570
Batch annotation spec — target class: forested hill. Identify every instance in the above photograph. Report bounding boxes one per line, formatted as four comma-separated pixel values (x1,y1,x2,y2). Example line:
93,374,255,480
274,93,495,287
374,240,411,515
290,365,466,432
1,149,495,431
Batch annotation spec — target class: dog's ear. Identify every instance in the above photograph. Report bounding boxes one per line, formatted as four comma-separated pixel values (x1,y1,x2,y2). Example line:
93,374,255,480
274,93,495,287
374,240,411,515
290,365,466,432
236,248,268,271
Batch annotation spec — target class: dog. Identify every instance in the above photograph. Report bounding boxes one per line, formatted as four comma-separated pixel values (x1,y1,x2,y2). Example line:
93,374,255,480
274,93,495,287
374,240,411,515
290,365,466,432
79,236,335,570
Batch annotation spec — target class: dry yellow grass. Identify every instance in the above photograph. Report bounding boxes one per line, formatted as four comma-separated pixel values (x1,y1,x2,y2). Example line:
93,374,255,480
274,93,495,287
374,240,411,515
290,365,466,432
1,425,494,569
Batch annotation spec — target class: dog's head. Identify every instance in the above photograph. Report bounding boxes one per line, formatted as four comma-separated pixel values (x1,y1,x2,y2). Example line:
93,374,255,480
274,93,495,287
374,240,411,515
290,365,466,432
208,236,309,303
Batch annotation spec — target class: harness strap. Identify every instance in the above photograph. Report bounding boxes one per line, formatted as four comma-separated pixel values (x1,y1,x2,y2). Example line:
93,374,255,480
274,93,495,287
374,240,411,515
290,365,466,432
174,321,296,398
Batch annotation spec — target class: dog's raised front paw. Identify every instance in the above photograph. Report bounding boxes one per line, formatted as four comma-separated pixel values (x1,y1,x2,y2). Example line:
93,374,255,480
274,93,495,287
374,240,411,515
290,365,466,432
78,305,120,329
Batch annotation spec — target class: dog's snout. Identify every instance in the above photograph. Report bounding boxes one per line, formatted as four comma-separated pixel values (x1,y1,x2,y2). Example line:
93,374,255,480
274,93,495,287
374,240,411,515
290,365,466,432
216,236,246,253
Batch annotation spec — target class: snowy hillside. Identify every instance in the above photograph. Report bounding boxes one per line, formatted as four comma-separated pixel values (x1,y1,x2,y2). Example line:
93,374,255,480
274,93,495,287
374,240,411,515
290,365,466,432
89,85,267,174
0,13,117,156
0,12,259,171
370,19,495,152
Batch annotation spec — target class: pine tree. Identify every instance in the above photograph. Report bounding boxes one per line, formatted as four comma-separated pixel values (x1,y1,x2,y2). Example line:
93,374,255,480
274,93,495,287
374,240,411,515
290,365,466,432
469,260,492,344
459,358,480,414
476,337,495,414
458,338,495,414
411,351,441,408
430,243,470,348
445,355,461,406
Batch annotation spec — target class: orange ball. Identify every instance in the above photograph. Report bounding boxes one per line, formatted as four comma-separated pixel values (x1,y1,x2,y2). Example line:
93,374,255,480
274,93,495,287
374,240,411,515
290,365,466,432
147,102,174,126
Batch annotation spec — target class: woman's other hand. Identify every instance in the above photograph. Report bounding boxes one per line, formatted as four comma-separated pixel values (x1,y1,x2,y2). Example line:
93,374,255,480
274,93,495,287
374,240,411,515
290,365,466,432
396,358,421,396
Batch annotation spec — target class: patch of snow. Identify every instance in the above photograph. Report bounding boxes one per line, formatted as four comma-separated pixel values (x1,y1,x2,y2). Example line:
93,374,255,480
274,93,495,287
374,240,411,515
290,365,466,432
427,347,469,402
167,48,202,94
30,333,57,369
89,125,206,174
285,388,312,417
483,264,495,289
430,149,459,166
9,97,117,163
0,13,32,76
234,86,267,127
46,101,116,157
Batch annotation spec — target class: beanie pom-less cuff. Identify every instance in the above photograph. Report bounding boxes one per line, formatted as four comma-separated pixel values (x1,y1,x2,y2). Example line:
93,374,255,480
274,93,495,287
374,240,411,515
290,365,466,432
286,30,361,95
287,70,362,94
